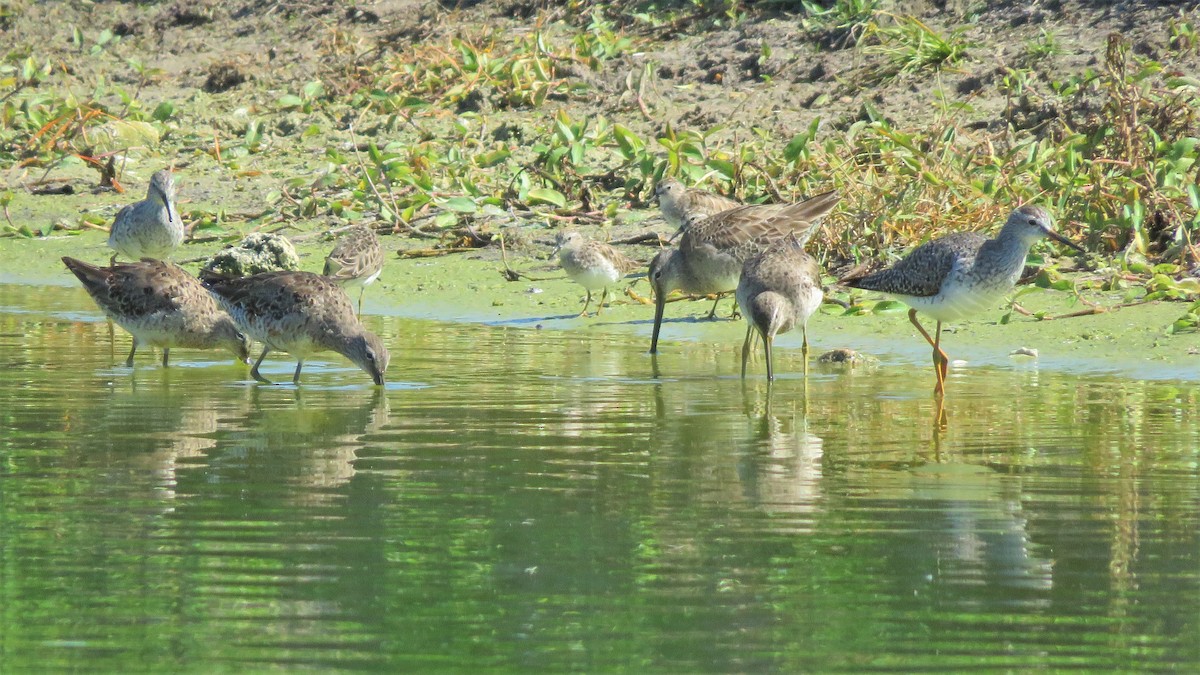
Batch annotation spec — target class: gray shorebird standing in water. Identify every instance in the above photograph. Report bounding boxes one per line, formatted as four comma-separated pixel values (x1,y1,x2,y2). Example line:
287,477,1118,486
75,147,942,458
553,230,638,317
322,224,384,316
107,169,184,264
62,256,251,368
648,190,840,354
736,233,824,381
202,271,390,386
655,177,741,239
842,205,1083,395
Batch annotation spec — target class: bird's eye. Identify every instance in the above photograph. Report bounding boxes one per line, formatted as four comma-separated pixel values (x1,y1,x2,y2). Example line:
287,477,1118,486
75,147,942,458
1028,219,1037,226
366,351,376,363
236,332,246,341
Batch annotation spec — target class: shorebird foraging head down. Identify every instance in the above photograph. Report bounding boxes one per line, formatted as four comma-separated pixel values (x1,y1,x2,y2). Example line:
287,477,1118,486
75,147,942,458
323,224,384,316
107,169,184,264
648,190,840,354
735,233,824,381
842,205,1083,395
552,230,638,317
62,256,251,368
655,177,742,239
202,271,390,386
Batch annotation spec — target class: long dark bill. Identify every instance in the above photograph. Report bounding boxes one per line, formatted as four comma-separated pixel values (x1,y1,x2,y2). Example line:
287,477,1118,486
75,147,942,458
1045,228,1084,253
649,293,666,354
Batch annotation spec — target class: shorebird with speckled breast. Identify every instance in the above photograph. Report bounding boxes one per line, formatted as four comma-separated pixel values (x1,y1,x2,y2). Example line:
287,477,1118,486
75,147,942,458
656,177,741,239
202,270,390,386
107,169,184,265
736,232,824,381
648,190,840,354
62,256,251,368
323,224,384,316
553,230,639,317
842,205,1083,395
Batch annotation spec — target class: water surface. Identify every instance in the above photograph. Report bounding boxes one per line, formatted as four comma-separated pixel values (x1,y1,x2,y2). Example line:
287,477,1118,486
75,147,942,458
1,284,1197,671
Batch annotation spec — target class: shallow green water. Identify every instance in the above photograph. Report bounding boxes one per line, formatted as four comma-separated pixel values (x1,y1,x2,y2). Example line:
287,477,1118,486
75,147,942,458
1,283,1198,671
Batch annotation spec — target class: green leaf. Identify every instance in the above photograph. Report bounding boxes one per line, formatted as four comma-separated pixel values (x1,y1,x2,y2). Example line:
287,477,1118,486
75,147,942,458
277,94,304,109
526,188,566,208
442,196,478,213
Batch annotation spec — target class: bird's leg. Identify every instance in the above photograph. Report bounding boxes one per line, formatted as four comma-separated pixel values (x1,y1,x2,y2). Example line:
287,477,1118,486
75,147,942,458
908,309,947,395
161,348,170,368
579,290,593,317
705,294,722,320
357,288,365,317
740,324,753,378
108,318,115,359
125,339,138,368
596,288,609,316
292,359,304,385
933,320,948,396
250,347,273,384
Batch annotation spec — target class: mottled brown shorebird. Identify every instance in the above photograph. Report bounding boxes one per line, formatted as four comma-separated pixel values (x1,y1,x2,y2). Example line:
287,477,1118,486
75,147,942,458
107,170,184,264
202,271,389,386
62,256,251,367
553,230,639,317
736,233,824,381
656,177,741,239
648,190,840,354
843,205,1082,395
323,224,384,315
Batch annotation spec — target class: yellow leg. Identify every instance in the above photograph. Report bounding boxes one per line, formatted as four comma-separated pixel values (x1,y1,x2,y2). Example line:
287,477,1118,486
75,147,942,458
596,288,609,316
908,309,948,395
578,290,593,317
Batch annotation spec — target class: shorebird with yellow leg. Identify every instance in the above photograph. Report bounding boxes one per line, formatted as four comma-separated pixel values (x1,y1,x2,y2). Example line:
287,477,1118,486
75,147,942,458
648,190,839,354
736,232,824,381
842,205,1083,395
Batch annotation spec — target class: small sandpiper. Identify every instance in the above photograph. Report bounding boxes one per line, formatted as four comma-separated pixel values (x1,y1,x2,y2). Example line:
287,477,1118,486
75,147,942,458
202,270,390,386
649,190,840,353
655,177,741,239
107,169,184,264
323,224,384,315
842,205,1083,395
62,256,251,367
553,230,639,317
736,233,825,381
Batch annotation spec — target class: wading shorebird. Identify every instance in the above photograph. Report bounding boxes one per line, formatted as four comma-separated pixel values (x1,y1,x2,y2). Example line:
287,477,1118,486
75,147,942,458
842,205,1083,395
648,190,840,354
553,230,639,317
656,177,742,239
107,169,184,264
736,233,824,381
202,270,389,386
62,256,251,368
322,224,384,316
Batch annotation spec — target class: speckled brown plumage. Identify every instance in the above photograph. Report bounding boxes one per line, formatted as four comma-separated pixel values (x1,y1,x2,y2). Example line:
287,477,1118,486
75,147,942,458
62,256,250,367
553,230,639,317
735,234,824,381
656,177,741,235
202,270,389,386
322,225,384,315
648,190,840,353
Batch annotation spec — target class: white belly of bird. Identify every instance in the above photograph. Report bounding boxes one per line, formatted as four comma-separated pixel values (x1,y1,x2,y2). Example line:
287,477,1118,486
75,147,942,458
567,263,619,291
903,277,1013,323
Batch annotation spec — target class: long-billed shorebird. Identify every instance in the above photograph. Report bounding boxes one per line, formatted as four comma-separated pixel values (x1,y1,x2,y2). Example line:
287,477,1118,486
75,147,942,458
107,169,184,264
842,205,1083,395
553,230,638,317
322,225,384,315
62,256,251,368
736,233,824,381
202,271,390,386
656,177,741,238
648,190,840,354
